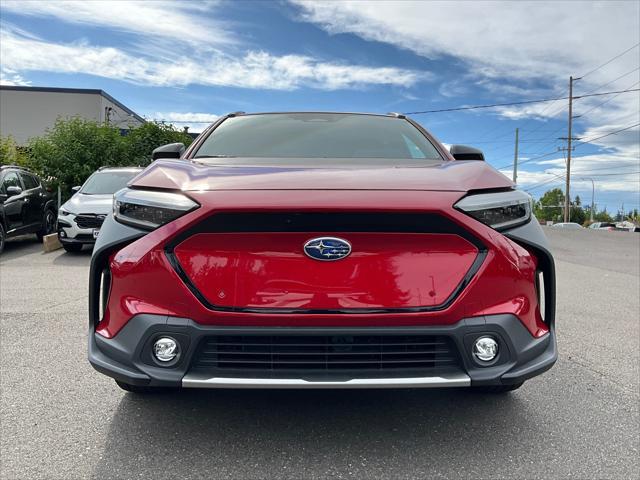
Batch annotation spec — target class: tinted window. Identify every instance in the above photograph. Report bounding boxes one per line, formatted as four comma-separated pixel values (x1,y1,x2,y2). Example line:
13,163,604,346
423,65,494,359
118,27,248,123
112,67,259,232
1,172,21,193
81,171,140,195
20,173,40,190
194,114,442,161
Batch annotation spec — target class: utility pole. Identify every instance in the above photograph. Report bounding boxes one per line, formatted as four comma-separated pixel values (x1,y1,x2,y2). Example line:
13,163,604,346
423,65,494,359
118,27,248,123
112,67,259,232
563,76,579,223
588,178,595,222
512,127,519,183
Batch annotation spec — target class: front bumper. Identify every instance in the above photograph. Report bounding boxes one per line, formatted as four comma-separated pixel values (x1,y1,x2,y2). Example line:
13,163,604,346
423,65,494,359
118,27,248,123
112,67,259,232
57,216,101,245
88,194,557,389
89,313,557,389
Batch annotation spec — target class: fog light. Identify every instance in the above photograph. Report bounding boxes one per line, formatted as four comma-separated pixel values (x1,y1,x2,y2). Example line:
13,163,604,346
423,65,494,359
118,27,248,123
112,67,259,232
153,337,178,362
473,336,498,362
59,230,66,238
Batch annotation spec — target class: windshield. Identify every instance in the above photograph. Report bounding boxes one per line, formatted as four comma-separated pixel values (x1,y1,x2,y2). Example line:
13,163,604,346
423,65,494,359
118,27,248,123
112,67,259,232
193,113,443,162
81,170,140,195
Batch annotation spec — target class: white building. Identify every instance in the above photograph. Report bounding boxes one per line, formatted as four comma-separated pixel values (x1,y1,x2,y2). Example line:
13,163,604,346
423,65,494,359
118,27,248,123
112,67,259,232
0,86,145,145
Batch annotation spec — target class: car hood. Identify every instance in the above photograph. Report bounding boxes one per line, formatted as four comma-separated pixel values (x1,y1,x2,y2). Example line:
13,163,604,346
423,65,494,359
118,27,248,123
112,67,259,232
61,193,113,214
129,159,513,192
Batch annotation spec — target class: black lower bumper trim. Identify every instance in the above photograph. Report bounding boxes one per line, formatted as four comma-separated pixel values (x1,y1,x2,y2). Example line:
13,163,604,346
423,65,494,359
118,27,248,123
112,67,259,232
88,313,557,388
60,236,96,245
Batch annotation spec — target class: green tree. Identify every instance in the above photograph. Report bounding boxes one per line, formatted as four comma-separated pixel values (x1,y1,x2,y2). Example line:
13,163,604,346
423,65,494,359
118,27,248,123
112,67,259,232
569,195,586,225
124,122,193,166
26,117,128,197
594,208,614,223
534,188,565,222
0,135,28,166
570,205,586,225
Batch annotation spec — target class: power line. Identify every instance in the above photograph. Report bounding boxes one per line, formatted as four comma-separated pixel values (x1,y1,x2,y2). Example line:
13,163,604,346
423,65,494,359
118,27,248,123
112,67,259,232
576,66,640,98
428,43,639,147
403,88,639,115
503,123,639,177
495,150,560,170
574,122,640,147
570,163,640,173
576,80,640,118
580,42,640,79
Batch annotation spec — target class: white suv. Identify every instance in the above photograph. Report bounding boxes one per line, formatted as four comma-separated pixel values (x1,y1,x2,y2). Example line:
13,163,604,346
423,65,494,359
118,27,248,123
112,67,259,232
57,167,142,252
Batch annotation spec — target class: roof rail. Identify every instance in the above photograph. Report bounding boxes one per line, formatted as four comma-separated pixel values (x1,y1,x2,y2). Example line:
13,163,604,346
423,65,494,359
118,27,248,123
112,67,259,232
387,112,406,119
227,111,246,117
0,164,29,170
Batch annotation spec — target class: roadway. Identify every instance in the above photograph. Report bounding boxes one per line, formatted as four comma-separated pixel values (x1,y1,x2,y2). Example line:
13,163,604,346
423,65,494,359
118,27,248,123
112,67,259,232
1,228,638,479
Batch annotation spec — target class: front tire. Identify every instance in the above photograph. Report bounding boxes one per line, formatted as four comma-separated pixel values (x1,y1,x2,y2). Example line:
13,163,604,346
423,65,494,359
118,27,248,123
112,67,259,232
0,223,5,254
36,208,57,241
472,382,524,394
62,243,83,253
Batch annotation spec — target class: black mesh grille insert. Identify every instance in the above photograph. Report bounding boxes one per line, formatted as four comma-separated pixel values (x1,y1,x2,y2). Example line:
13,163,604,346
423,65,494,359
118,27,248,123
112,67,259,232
75,214,105,229
192,334,460,372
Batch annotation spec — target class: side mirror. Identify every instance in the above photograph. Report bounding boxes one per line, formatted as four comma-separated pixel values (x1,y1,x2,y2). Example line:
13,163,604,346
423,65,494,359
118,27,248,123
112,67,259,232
6,185,23,197
152,143,186,160
71,186,81,194
449,145,485,161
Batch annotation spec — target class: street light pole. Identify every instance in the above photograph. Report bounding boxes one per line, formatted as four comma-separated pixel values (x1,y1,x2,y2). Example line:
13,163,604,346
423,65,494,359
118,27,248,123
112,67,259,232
585,177,595,222
513,127,519,183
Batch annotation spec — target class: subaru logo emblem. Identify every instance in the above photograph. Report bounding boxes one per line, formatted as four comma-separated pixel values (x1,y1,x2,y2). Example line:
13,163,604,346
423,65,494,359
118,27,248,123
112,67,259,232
304,237,352,261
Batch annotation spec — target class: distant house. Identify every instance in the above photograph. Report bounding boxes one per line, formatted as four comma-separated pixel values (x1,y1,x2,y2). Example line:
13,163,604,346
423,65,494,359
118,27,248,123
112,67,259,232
0,86,145,145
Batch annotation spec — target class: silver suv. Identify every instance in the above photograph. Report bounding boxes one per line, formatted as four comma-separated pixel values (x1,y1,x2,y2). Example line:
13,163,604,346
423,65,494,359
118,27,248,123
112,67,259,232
57,167,142,252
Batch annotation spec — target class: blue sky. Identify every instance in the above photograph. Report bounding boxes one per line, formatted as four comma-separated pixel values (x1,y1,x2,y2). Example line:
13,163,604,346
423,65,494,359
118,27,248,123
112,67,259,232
1,0,638,212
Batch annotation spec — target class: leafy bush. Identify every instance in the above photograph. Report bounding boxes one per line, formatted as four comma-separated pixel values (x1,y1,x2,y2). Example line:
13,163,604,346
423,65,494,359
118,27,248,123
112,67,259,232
21,118,194,198
27,118,128,195
124,121,193,166
0,135,28,166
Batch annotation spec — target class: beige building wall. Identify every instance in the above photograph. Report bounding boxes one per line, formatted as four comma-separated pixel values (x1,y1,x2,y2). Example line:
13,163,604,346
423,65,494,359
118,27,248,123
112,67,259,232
0,88,144,145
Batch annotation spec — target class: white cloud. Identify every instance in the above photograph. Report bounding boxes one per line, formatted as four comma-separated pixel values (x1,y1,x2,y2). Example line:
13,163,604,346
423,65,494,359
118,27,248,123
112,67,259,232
0,0,235,48
0,27,423,90
291,1,639,84
153,112,220,123
0,67,31,86
291,0,640,133
505,149,640,193
149,112,221,133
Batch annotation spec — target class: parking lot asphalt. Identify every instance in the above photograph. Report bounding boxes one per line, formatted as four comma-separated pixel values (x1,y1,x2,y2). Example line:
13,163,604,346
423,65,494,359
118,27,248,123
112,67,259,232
1,229,638,479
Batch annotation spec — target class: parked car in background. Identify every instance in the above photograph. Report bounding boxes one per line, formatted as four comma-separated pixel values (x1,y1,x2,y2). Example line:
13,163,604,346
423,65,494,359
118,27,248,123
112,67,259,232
57,167,142,252
615,221,640,232
0,165,56,254
550,222,583,230
588,222,616,230
89,112,556,395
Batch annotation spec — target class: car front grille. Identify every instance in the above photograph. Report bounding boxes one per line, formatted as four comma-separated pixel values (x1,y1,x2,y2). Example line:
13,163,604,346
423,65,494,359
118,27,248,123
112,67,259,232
191,334,461,372
74,214,106,229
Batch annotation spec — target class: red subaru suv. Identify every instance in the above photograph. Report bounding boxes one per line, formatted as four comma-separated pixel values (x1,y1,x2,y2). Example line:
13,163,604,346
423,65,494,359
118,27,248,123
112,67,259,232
89,112,556,394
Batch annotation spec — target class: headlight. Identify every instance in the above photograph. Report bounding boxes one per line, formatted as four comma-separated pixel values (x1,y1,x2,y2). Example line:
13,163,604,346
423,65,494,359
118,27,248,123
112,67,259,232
113,188,199,230
455,190,532,231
